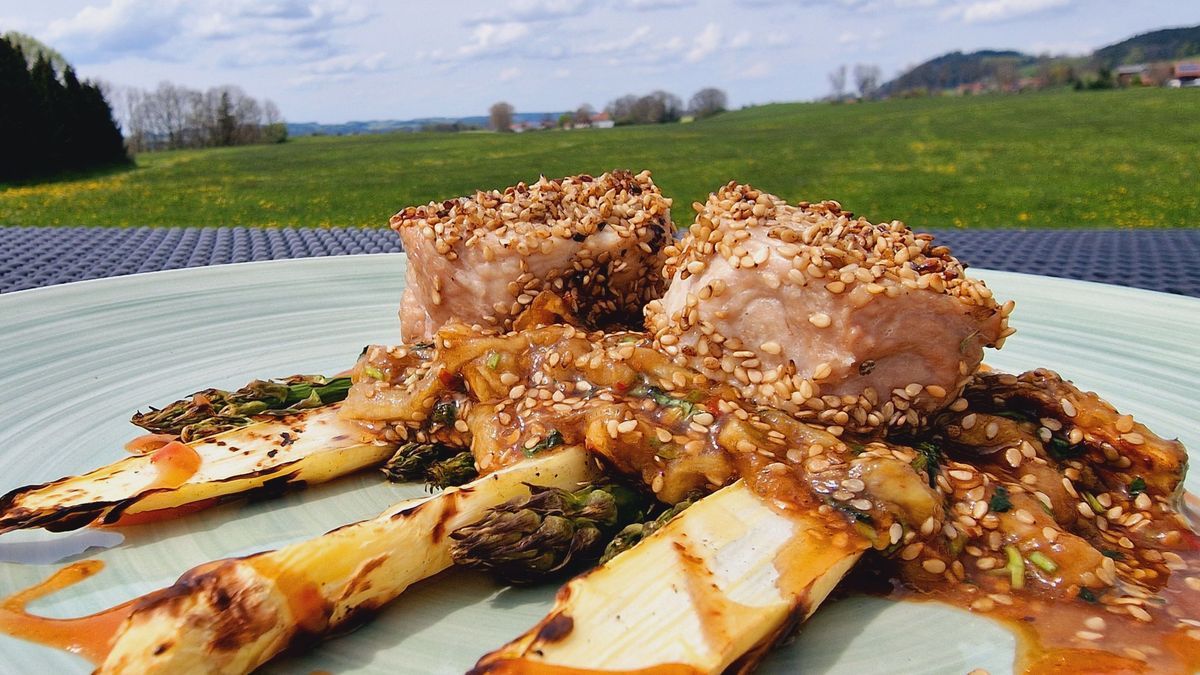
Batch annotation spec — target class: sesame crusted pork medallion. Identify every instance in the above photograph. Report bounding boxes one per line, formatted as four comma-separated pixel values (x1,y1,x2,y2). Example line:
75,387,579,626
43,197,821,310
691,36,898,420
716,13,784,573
391,170,674,340
646,182,1014,434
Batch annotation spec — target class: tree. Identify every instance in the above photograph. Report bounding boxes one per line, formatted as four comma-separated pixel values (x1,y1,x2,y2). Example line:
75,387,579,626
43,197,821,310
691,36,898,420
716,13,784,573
688,87,727,118
828,65,847,100
853,63,882,99
605,95,639,124
489,101,514,132
0,34,127,181
573,103,594,126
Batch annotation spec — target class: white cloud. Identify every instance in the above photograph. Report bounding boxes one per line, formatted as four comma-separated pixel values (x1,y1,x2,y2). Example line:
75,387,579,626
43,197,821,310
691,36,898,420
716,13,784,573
622,0,697,9
730,30,753,49
45,0,188,60
499,66,522,81
686,22,721,63
42,0,373,65
942,0,1070,23
465,0,591,25
552,67,571,78
744,61,772,78
457,21,531,59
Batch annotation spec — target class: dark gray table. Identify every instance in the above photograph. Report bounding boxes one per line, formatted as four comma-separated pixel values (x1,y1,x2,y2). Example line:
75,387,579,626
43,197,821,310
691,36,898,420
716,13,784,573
0,226,1197,297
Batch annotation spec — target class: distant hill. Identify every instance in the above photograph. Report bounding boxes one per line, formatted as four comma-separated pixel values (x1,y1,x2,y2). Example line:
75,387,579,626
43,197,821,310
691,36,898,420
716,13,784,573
881,23,1199,96
880,50,1035,95
287,112,565,137
1093,25,1200,67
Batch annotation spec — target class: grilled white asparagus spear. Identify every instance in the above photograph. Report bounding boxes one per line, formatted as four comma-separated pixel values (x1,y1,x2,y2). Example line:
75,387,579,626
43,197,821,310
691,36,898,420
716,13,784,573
0,405,394,533
96,446,597,674
473,479,867,674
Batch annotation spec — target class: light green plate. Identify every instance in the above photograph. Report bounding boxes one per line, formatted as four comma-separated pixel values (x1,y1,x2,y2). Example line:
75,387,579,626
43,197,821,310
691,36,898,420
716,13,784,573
0,254,1197,674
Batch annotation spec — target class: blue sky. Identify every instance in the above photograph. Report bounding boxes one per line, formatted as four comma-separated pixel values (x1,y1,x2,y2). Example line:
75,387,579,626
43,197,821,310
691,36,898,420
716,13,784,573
1,0,1195,123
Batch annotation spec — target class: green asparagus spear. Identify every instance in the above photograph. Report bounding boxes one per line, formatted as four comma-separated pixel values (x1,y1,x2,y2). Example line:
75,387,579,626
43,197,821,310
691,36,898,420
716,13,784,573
132,375,352,442
450,483,647,584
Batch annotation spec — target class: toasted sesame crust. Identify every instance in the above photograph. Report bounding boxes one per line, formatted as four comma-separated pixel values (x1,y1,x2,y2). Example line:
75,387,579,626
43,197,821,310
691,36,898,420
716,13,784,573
645,181,1013,434
390,170,674,336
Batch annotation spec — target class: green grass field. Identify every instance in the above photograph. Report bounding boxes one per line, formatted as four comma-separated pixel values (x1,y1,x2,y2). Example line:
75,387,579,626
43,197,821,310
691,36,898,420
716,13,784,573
3,88,1197,228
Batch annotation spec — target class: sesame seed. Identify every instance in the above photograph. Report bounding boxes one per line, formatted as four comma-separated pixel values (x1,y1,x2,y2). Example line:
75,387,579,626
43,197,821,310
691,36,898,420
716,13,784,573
1060,398,1077,418
500,372,520,386
1075,631,1103,641
1084,617,1106,631
923,559,947,574
759,341,782,355
961,413,977,430
617,419,638,434
809,313,832,328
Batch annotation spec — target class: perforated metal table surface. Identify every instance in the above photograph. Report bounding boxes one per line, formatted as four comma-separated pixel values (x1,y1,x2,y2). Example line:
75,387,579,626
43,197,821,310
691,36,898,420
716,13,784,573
0,226,1196,297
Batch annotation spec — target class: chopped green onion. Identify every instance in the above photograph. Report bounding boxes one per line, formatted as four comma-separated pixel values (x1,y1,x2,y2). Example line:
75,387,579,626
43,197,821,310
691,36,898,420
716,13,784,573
363,365,386,380
1083,492,1105,515
914,442,942,488
486,352,501,370
989,486,1012,513
431,401,457,426
524,429,564,457
1004,545,1025,590
1129,476,1146,496
1028,551,1059,574
1078,587,1098,603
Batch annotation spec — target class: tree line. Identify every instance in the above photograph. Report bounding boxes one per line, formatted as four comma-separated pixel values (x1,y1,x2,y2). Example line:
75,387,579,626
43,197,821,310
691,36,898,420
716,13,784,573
0,33,128,182
109,82,287,153
488,87,728,131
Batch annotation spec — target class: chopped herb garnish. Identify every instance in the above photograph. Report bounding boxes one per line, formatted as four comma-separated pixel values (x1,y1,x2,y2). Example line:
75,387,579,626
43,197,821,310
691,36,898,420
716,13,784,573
1083,492,1105,515
831,501,874,524
1078,587,1098,603
848,443,866,455
1004,545,1026,590
1129,476,1147,496
631,384,699,419
363,365,387,381
431,401,457,426
913,442,942,488
486,352,501,370
993,410,1034,423
524,429,564,457
1047,435,1084,460
1028,551,1059,574
1100,549,1124,560
989,486,1012,513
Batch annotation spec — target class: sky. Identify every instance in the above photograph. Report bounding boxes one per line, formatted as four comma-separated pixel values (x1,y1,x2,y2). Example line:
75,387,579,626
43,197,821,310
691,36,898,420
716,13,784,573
0,0,1195,123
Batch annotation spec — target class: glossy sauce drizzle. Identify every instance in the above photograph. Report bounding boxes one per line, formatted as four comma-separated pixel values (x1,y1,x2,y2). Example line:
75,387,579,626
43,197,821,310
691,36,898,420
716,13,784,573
144,441,202,491
0,560,135,665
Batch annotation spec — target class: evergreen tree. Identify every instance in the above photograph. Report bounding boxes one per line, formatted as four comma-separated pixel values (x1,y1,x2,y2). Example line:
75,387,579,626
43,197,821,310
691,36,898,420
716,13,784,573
0,35,128,182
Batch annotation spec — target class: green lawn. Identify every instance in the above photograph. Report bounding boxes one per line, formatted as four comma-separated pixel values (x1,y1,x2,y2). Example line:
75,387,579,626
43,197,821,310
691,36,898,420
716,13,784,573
3,88,1198,228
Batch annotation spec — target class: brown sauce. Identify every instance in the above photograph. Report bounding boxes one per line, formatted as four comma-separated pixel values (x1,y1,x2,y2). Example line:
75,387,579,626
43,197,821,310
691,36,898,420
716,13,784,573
0,560,134,665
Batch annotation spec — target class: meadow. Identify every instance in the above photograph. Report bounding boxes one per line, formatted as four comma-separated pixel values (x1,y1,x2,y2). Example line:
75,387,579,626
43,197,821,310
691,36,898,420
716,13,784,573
2,88,1197,229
